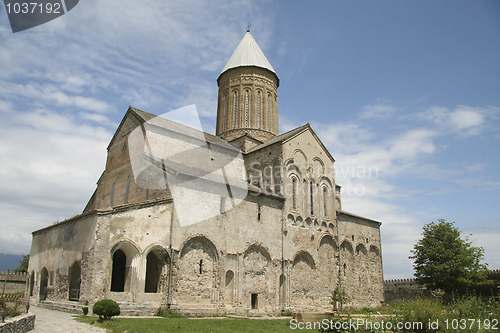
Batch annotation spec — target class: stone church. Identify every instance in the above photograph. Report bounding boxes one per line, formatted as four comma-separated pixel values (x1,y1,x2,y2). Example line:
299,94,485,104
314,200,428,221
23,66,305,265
27,31,384,315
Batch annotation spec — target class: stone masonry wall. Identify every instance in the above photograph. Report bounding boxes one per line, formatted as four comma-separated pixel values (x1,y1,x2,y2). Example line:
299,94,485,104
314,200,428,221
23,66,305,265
0,313,35,333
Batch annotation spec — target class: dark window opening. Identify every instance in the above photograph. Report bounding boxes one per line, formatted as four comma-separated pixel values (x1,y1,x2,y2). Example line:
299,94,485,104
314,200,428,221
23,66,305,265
352,235,355,241
292,178,297,209
323,187,327,217
199,259,203,274
110,249,126,292
257,205,262,221
343,263,347,276
251,293,258,309
310,181,314,215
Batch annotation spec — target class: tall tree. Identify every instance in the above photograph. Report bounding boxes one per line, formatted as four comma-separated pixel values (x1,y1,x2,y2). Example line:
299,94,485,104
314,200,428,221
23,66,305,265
409,219,488,294
14,254,29,273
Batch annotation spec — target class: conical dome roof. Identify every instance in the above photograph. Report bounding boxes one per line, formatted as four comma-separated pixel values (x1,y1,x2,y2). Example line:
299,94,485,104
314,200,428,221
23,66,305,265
219,32,278,78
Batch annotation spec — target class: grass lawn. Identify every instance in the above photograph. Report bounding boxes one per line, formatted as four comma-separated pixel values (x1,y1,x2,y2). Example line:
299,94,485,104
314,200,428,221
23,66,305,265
76,316,318,333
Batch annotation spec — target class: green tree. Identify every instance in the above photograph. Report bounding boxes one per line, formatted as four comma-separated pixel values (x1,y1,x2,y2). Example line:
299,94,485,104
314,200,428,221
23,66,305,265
409,219,488,295
14,255,29,273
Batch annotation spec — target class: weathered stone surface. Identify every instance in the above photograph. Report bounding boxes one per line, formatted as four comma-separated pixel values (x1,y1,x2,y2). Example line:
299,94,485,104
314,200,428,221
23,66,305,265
0,313,35,333
27,31,384,315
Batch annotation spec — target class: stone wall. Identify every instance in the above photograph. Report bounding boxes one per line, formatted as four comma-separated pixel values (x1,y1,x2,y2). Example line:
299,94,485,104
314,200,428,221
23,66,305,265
384,278,433,303
384,270,500,303
0,273,27,294
0,313,35,333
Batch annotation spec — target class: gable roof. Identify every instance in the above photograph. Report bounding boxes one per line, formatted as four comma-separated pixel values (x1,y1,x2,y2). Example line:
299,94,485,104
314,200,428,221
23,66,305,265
337,210,382,226
219,32,278,79
108,106,229,150
245,123,335,163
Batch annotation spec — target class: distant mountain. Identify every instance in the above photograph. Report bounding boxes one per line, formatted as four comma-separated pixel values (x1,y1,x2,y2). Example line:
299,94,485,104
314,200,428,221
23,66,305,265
0,253,25,272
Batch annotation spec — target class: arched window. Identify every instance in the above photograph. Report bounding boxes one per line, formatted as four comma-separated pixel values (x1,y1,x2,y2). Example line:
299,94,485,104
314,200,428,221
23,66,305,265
292,178,297,210
233,91,237,129
310,181,314,215
225,270,234,304
257,91,261,129
267,94,271,131
223,93,228,131
323,187,328,217
124,176,131,204
110,183,115,206
245,90,249,128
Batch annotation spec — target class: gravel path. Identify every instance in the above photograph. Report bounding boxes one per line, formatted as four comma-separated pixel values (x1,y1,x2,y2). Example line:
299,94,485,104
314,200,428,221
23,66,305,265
30,306,107,333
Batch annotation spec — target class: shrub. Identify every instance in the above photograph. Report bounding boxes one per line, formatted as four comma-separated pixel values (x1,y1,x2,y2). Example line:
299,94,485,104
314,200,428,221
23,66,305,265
394,298,446,333
155,306,183,318
82,306,88,316
331,287,351,311
92,299,120,320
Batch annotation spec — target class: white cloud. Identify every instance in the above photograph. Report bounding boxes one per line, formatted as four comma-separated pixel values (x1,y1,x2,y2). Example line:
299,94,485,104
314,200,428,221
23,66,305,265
0,100,12,112
360,103,398,119
0,110,111,254
415,105,486,136
465,229,500,270
465,163,486,173
455,177,500,191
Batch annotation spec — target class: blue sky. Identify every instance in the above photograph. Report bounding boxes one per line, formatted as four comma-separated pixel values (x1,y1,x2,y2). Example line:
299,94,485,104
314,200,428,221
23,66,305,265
0,0,498,279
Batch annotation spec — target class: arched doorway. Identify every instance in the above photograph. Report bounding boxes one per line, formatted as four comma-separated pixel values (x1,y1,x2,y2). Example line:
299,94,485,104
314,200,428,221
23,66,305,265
145,248,167,293
110,249,126,292
39,268,49,301
68,262,81,301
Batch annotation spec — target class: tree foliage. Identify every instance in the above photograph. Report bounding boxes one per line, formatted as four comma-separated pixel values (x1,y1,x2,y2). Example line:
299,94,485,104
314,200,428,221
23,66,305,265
409,219,488,294
14,255,29,273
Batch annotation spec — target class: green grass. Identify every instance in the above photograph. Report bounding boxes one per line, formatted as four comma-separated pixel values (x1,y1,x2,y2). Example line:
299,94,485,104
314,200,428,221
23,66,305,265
75,316,316,333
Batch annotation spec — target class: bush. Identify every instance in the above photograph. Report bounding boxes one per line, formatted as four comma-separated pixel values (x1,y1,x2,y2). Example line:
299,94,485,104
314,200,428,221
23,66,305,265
395,298,446,333
92,299,120,320
82,306,88,316
155,306,183,318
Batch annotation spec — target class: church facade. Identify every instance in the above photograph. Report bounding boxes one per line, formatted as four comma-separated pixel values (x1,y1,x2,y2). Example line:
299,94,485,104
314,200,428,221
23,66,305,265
27,31,384,315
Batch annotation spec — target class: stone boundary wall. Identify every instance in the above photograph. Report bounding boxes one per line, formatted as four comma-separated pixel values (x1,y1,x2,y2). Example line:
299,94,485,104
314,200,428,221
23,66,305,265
384,270,500,303
0,313,35,333
0,272,27,295
0,272,28,282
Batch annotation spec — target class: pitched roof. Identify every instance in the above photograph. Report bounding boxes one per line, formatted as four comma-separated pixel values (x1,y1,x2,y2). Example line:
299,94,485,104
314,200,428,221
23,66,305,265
337,210,382,225
245,124,310,154
245,123,336,163
220,32,277,77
